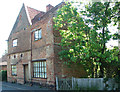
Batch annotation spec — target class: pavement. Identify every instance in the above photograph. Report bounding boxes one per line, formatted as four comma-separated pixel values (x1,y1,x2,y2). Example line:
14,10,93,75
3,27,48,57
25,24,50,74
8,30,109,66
0,81,55,92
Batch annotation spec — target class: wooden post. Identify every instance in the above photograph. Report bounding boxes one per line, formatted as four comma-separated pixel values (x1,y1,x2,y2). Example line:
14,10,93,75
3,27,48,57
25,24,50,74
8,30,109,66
72,77,74,89
56,77,59,90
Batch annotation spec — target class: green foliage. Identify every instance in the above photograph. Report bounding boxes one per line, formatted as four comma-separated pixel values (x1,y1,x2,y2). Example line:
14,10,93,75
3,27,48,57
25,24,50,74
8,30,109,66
0,70,7,81
54,2,120,78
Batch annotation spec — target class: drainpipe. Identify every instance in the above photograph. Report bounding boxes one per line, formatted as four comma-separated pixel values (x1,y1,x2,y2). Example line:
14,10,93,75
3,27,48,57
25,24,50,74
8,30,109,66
29,30,34,84
30,29,36,84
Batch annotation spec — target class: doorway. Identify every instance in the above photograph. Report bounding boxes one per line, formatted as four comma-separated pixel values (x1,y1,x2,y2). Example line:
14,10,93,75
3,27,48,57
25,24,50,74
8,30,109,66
24,64,29,83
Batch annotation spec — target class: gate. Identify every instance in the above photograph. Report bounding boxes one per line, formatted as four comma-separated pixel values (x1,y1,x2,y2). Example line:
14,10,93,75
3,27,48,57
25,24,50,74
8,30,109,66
56,77,119,90
56,77,73,90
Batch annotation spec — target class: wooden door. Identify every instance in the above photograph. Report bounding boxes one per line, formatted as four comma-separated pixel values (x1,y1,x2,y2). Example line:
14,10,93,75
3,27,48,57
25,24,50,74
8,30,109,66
24,65,29,83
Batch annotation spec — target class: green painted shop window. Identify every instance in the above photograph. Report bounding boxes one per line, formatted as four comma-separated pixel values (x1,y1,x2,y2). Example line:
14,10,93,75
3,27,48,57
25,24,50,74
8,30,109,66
11,65,17,76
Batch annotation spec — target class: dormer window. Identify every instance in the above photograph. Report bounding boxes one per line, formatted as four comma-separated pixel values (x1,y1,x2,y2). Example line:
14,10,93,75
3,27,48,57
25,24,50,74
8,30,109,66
13,39,18,47
34,29,42,41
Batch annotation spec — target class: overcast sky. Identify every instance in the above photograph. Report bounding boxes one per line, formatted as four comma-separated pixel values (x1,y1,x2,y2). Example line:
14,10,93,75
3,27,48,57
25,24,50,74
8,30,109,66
0,0,118,58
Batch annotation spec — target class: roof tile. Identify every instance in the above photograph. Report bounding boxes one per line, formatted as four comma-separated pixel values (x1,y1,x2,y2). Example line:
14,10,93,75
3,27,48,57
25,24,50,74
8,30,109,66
27,6,44,21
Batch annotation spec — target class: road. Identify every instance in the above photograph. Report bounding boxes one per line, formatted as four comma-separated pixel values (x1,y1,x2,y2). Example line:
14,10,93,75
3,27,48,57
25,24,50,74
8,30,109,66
0,82,55,92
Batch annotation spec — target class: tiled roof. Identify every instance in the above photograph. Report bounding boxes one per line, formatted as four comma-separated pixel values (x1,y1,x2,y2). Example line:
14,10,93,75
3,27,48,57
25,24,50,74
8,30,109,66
32,2,65,24
27,6,43,21
32,11,45,24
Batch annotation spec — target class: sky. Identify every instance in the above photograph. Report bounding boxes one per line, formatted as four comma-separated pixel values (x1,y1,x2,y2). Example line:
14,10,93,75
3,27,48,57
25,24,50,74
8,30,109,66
0,0,118,58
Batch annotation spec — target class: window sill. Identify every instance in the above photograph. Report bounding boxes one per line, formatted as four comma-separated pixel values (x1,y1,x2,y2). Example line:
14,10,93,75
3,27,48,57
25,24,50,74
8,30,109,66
34,38,42,42
13,46,18,47
12,74,17,76
32,77,47,79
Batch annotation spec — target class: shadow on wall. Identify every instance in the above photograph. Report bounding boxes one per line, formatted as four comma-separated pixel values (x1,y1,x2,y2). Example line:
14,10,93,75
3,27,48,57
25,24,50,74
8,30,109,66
62,62,88,78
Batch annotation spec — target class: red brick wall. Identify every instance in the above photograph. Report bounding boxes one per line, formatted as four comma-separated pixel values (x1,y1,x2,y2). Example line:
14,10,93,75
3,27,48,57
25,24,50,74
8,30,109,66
8,29,31,54
7,51,31,84
30,14,56,86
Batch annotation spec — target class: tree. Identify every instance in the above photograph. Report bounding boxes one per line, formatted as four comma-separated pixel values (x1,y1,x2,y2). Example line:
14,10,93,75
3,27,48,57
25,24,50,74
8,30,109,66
53,1,120,78
82,1,120,77
54,2,93,77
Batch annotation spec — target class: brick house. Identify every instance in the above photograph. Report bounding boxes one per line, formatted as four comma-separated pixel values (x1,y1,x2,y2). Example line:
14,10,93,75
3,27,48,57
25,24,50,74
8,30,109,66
7,2,87,88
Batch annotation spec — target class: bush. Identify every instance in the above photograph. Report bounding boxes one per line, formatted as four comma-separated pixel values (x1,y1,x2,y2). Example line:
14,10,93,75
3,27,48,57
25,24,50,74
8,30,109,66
0,70,7,81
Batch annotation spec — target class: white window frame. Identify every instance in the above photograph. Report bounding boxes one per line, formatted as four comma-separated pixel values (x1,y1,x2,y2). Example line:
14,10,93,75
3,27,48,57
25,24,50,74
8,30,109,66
34,29,42,41
13,39,18,47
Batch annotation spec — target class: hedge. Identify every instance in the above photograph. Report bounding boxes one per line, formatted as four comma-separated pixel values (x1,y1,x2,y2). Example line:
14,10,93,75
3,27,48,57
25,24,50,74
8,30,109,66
0,70,7,81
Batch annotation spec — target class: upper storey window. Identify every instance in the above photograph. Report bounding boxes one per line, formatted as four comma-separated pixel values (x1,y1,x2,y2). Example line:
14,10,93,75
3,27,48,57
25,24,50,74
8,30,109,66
13,39,18,47
34,29,42,41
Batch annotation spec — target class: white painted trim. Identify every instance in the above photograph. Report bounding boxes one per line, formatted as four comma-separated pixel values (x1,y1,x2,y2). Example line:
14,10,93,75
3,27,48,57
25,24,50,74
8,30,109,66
24,3,32,25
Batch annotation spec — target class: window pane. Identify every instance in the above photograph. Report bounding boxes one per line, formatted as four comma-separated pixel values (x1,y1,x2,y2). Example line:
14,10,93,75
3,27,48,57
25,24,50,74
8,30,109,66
13,39,17,47
45,68,46,72
33,61,46,78
35,31,38,40
37,74,39,78
38,69,39,72
44,62,46,67
45,73,47,78
41,73,44,78
40,73,42,77
34,29,42,40
42,62,44,66
38,62,39,67
36,73,38,78
38,29,42,39
42,68,44,72
34,62,37,67
40,62,41,67
36,68,38,72
33,63,35,66
12,65,17,75
40,68,41,72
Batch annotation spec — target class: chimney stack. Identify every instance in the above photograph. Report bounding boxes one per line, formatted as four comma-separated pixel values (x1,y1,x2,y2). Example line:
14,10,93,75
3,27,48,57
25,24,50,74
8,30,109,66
46,4,54,12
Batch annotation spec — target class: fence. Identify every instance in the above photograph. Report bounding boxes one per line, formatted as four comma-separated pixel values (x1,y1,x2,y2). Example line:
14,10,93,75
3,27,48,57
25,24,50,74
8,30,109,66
56,77,118,90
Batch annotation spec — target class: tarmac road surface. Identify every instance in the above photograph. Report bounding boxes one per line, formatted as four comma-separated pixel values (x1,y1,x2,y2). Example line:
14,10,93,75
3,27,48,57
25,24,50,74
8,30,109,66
0,81,55,92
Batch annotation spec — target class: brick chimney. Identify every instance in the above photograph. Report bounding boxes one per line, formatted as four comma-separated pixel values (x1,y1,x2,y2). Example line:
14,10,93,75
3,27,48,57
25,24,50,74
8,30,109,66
46,4,54,12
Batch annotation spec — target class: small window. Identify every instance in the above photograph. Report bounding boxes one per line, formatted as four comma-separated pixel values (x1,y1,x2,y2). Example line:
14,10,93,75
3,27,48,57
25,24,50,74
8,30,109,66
11,65,17,76
34,29,42,41
13,39,18,47
20,54,23,57
33,61,47,78
14,55,16,58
